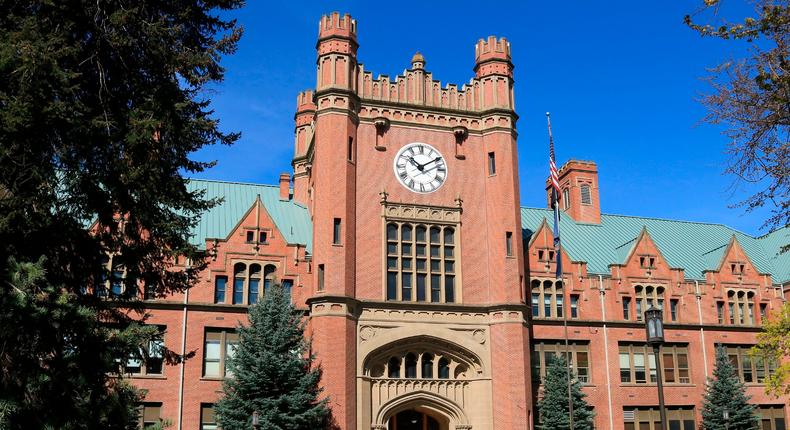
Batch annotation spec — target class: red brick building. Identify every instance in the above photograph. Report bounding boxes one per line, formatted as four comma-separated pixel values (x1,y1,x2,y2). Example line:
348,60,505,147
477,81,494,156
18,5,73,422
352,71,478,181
126,12,790,430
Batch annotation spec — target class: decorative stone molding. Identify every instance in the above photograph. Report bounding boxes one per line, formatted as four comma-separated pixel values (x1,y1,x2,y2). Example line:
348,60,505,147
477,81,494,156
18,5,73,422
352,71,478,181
381,201,462,224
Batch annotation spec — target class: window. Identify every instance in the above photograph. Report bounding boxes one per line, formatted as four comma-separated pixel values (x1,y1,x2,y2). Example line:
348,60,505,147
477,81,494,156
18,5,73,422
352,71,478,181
138,403,162,429
717,301,725,324
282,279,293,301
125,326,165,376
570,295,579,319
246,231,254,242
488,152,496,175
506,232,513,257
669,299,679,322
758,405,787,430
623,407,695,430
333,218,342,245
760,303,768,321
619,344,690,384
248,264,261,305
562,188,570,210
201,404,217,430
96,255,135,297
580,184,591,205
263,264,276,297
385,222,457,303
233,263,245,304
634,285,665,321
727,290,756,325
623,297,632,320
317,264,325,291
537,248,555,263
259,231,268,243
531,341,590,384
726,345,777,384
348,137,354,161
377,351,465,380
203,328,239,378
530,279,564,318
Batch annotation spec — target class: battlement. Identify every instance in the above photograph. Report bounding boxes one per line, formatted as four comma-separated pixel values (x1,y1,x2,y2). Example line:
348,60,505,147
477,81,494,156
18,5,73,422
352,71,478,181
296,90,316,113
474,36,511,64
318,12,357,41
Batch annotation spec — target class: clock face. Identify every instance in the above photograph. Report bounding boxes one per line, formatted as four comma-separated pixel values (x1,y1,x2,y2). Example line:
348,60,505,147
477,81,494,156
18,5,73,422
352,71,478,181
393,142,447,194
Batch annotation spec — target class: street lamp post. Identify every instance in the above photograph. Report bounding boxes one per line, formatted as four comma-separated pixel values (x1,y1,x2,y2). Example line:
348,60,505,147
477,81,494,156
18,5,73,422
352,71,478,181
723,409,730,430
645,306,668,430
252,410,260,430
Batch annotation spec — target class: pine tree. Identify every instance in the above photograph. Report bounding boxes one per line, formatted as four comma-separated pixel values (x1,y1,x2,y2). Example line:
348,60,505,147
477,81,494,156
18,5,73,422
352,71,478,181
701,346,759,430
0,1,242,428
215,285,330,430
537,354,595,430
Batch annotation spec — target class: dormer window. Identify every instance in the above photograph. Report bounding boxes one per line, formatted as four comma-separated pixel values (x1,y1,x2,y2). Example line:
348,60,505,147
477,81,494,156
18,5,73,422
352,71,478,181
731,263,745,275
538,248,555,262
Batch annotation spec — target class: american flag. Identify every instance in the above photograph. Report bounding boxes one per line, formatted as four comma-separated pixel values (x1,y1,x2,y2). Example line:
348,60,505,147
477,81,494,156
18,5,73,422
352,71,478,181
546,112,563,281
547,112,561,207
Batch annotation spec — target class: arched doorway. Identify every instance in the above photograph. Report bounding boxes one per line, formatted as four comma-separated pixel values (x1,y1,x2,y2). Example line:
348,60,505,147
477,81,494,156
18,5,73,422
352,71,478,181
388,409,445,430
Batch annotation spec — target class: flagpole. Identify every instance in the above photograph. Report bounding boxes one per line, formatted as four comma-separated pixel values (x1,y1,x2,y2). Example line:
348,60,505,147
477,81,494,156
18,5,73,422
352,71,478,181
547,112,574,430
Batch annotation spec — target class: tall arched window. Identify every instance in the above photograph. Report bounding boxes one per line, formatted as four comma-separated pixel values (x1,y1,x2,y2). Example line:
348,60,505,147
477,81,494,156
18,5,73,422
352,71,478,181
422,353,434,379
438,357,450,379
233,263,246,305
248,264,261,305
405,353,418,379
727,290,756,326
263,264,276,297
531,279,564,318
387,357,401,378
634,285,665,321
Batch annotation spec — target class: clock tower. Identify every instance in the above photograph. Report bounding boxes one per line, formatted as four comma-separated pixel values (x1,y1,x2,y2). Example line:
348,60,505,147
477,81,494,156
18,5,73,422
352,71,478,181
296,13,531,429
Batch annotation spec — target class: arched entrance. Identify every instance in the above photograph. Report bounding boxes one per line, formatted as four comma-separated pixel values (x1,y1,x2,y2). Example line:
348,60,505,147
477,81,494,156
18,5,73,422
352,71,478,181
388,409,445,430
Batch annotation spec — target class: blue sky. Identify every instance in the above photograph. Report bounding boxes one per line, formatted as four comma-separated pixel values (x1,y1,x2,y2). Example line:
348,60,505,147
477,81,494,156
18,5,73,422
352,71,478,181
194,1,774,236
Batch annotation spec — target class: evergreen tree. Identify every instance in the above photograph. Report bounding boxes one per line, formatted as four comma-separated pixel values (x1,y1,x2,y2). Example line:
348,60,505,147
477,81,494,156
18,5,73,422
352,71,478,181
215,285,329,430
0,1,242,428
537,354,594,430
701,346,759,430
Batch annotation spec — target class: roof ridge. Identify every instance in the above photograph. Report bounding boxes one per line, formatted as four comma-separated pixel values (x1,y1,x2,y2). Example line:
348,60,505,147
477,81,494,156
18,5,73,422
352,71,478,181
756,224,790,239
521,206,752,232
187,178,279,188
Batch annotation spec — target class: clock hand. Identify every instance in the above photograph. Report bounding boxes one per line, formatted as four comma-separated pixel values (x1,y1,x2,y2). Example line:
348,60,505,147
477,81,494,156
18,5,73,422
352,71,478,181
407,156,424,171
422,157,442,168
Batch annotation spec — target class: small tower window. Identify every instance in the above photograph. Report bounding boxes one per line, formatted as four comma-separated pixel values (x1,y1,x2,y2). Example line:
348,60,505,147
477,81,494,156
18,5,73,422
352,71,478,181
333,218,341,245
562,188,570,210
506,232,513,256
488,152,496,175
317,264,325,291
580,184,592,205
348,137,354,162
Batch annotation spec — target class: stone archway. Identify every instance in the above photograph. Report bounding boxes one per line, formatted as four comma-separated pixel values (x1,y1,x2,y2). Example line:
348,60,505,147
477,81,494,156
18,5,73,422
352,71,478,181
373,390,471,430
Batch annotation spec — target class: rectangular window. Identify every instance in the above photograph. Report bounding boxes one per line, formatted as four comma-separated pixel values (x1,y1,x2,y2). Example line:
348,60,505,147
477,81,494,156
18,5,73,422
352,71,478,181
670,299,678,322
620,344,691,385
623,297,632,320
531,292,540,318
580,184,592,205
488,152,496,175
348,137,354,161
125,326,165,376
246,230,254,243
317,264,325,291
259,230,268,243
758,405,787,430
385,222,458,304
636,298,644,321
760,303,768,321
717,301,725,324
214,276,227,304
333,218,341,245
726,345,778,384
281,279,293,301
203,328,239,378
570,295,579,319
138,403,162,429
506,232,513,257
201,404,218,430
624,407,695,430
531,341,591,384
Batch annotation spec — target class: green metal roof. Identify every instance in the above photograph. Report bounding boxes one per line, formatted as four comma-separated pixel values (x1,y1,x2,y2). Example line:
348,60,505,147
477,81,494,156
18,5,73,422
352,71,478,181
182,178,787,283
521,208,790,283
186,179,312,253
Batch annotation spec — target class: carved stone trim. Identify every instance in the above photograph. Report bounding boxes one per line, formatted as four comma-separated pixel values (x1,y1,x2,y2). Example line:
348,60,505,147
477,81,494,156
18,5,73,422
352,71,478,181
382,201,461,224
